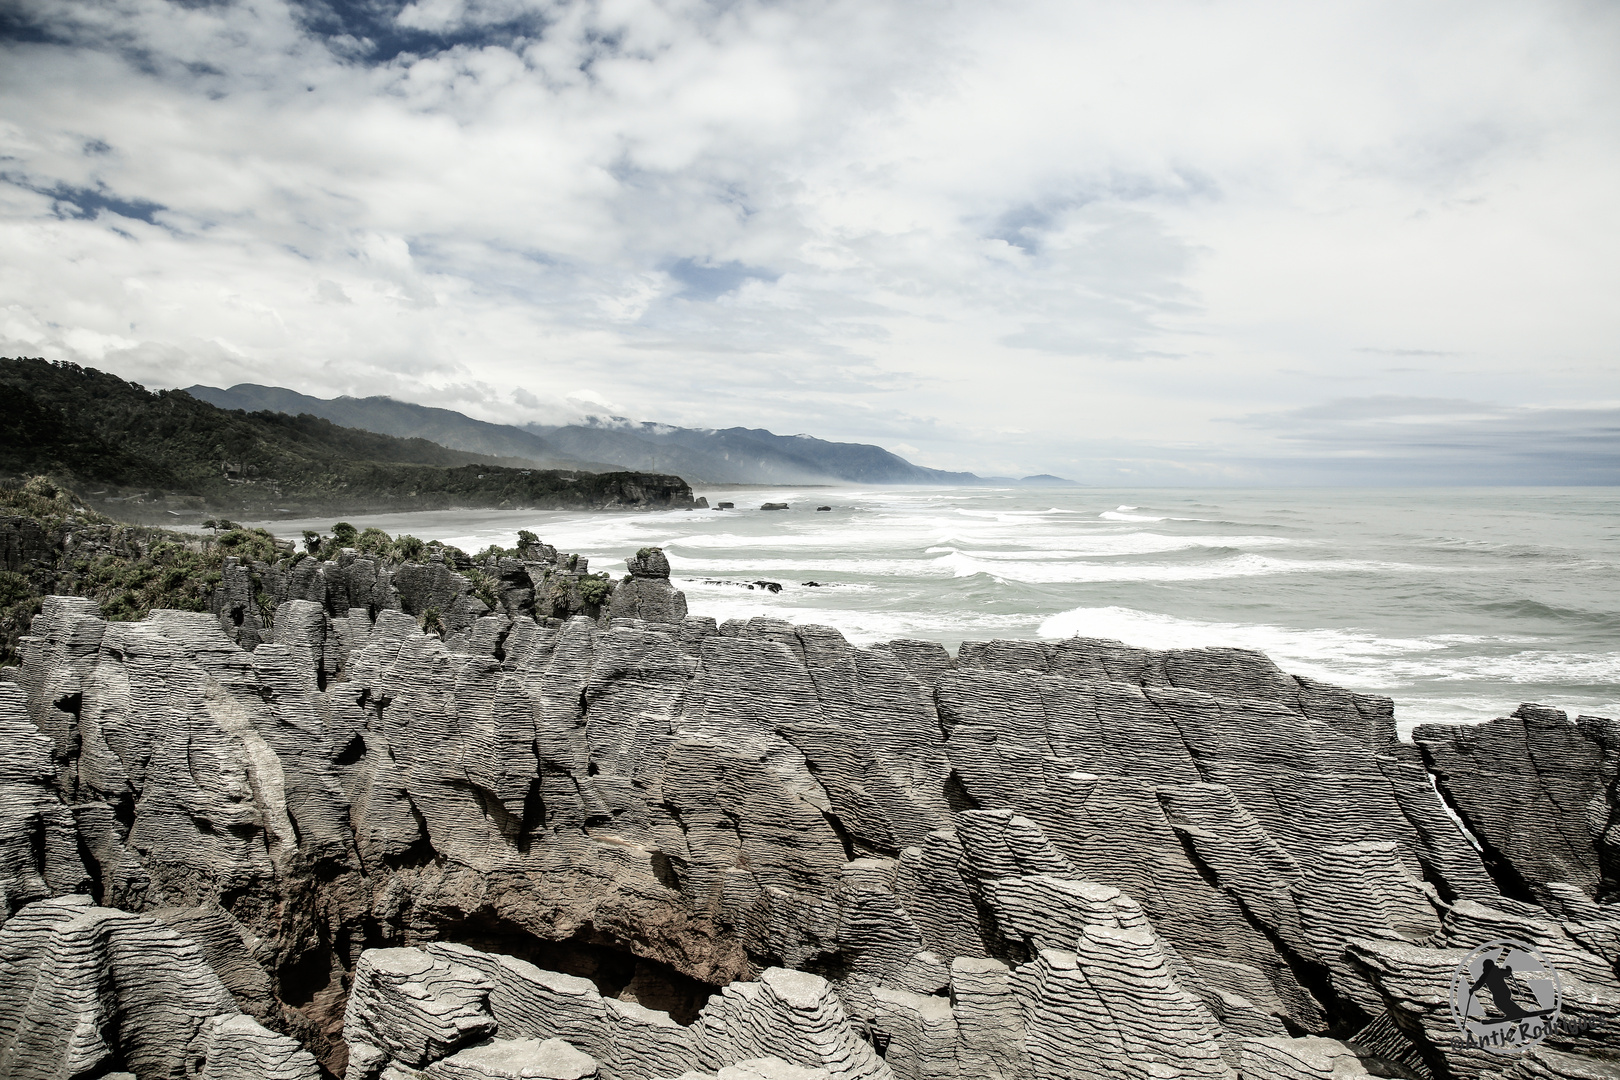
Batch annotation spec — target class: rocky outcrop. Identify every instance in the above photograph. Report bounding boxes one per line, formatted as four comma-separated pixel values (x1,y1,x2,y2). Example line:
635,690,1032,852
1414,705,1620,910
609,548,688,625
0,895,318,1080
0,552,1617,1080
211,539,619,653
340,944,884,1080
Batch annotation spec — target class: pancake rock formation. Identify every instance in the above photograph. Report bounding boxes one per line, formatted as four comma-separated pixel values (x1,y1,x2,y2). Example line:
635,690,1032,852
0,534,1616,1080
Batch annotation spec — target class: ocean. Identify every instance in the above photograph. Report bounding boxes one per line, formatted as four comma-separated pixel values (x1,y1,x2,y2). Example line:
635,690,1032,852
250,486,1620,736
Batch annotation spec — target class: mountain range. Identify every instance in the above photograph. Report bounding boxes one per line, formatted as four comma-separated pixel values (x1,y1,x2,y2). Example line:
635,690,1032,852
185,383,1068,486
0,357,696,520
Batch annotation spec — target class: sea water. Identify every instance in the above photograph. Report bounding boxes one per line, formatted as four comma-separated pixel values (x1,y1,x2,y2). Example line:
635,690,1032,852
251,486,1620,735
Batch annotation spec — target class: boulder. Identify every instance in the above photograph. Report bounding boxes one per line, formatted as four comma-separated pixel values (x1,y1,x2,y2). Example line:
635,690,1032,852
426,1038,600,1080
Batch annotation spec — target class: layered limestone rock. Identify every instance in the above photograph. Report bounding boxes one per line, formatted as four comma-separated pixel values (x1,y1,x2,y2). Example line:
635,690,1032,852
212,539,621,653
0,895,318,1080
341,944,883,1080
609,548,688,625
0,551,1617,1080
1414,705,1620,911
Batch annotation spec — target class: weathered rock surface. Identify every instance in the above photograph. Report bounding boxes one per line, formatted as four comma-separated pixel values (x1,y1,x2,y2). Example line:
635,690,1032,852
0,895,318,1080
0,552,1617,1080
1415,705,1620,911
610,548,688,625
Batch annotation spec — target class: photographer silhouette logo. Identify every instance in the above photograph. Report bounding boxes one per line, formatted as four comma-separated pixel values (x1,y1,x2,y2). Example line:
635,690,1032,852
1449,938,1562,1054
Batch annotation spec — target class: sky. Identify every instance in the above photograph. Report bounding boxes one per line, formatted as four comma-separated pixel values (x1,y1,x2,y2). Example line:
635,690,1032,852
2,0,1618,484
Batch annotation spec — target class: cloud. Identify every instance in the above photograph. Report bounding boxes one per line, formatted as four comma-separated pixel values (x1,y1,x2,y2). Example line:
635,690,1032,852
1235,396,1620,484
1353,347,1460,358
0,0,1617,479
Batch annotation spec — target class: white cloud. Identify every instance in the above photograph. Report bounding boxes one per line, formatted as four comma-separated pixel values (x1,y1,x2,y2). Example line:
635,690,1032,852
1,0,1617,482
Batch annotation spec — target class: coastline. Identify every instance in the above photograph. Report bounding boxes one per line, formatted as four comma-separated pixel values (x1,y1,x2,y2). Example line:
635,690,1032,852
237,484,1620,734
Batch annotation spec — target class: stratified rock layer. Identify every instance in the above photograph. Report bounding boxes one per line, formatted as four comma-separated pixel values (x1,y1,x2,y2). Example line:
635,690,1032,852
0,895,318,1080
1,558,1617,1080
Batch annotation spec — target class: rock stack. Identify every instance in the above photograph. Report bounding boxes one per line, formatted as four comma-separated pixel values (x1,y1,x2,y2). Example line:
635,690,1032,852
0,538,1615,1080
608,548,689,625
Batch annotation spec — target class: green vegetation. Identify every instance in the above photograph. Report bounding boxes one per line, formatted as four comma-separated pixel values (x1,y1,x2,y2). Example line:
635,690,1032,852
578,574,612,608
1,478,614,661
463,567,500,609
0,476,285,661
0,357,693,520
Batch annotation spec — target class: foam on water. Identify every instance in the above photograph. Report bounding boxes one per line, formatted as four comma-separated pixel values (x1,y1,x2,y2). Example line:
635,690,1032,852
934,551,1435,584
250,484,1620,734
1037,605,1620,736
924,534,1298,559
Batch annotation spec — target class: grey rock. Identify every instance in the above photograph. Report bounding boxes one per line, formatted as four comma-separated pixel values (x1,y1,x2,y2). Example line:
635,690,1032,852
426,1038,600,1080
1237,1036,1373,1079
609,578,689,625
665,1058,830,1080
344,947,498,1074
690,968,892,1080
1414,705,1620,908
0,896,253,1080
626,549,673,579
1012,935,1233,1080
0,683,90,923
4,565,1618,1080
198,1013,323,1080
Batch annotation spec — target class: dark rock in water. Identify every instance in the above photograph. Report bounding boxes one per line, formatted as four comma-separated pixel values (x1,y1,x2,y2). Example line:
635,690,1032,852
698,579,782,594
0,579,1616,1080
761,503,789,511
717,502,735,510
816,506,832,512
803,581,823,588
695,498,710,509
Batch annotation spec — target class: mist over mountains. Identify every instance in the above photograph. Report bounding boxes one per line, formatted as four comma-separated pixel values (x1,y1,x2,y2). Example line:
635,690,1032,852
185,383,1062,486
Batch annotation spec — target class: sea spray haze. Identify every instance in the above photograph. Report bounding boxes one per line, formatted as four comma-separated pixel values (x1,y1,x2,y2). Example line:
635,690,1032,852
248,484,1620,735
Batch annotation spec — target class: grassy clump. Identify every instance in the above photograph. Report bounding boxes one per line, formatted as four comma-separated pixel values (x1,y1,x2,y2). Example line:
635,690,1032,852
70,543,225,622
578,574,612,608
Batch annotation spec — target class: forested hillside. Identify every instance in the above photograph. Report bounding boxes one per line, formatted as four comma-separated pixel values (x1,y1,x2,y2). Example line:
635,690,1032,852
0,358,697,519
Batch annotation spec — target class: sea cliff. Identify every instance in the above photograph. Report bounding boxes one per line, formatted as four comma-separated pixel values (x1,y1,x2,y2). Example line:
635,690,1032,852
0,530,1615,1080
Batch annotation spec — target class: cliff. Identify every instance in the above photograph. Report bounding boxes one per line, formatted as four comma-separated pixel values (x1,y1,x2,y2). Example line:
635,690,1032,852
0,532,1615,1080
